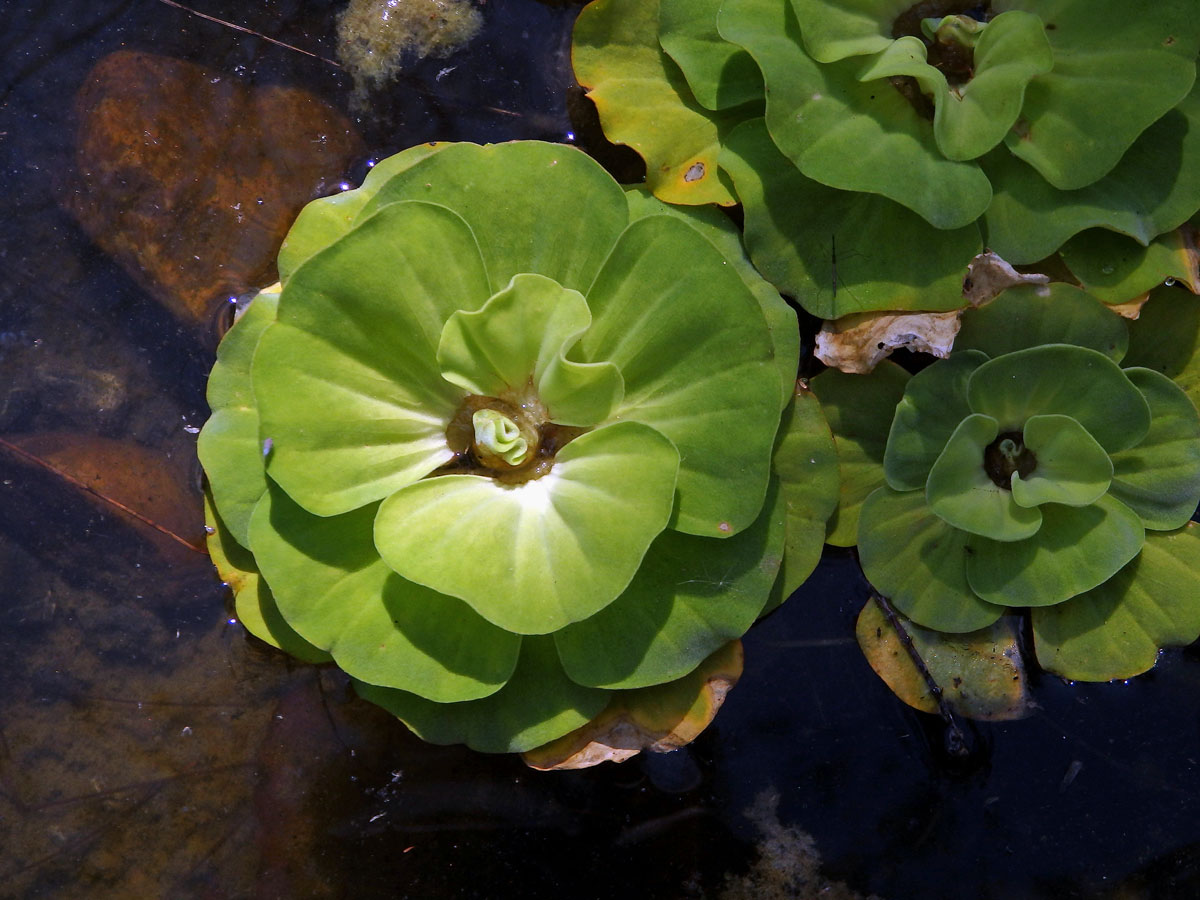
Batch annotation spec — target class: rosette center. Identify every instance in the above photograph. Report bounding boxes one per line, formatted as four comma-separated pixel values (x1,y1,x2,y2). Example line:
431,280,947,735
983,430,1036,490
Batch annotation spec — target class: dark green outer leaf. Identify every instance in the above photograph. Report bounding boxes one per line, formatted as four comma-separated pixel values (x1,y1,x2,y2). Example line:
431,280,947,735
966,494,1146,608
1123,285,1200,410
995,0,1199,190
954,283,1128,361
363,142,631,295
1060,228,1198,304
858,487,1004,633
721,118,981,318
789,0,910,64
809,361,910,546
1109,368,1200,531
884,351,989,491
355,636,611,754
1033,524,1200,681
554,477,784,689
984,88,1200,263
659,0,763,110
768,386,841,608
966,344,1150,453
720,0,991,229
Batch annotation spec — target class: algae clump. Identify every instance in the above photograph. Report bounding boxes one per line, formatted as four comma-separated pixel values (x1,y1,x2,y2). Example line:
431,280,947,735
336,0,483,100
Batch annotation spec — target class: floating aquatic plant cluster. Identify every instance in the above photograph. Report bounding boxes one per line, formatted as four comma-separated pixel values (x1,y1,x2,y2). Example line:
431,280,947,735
817,287,1200,681
200,141,836,756
197,1,1200,757
574,0,1200,317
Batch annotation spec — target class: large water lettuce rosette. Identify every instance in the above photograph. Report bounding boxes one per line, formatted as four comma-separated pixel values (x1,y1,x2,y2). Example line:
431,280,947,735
573,0,1200,317
814,285,1200,681
199,141,837,754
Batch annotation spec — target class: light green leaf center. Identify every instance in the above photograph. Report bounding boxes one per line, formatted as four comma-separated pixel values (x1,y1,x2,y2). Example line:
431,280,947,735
472,409,530,467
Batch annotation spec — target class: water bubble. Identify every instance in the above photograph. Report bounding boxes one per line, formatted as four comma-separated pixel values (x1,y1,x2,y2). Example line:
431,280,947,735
1100,265,1114,275
1165,277,1177,286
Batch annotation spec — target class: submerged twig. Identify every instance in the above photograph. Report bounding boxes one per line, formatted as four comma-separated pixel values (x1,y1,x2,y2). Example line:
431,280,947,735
870,591,970,757
153,0,343,67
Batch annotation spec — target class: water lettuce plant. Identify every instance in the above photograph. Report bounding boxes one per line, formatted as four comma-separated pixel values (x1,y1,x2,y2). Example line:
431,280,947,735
573,0,1200,317
199,140,838,755
813,285,1200,681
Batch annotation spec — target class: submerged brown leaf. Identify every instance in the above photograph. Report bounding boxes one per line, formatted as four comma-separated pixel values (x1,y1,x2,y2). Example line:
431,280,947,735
67,51,362,325
1,432,206,557
856,599,1034,722
522,642,743,770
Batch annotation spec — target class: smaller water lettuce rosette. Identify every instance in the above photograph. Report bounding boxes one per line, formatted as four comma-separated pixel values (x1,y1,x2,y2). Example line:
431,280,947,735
573,0,1200,318
817,285,1200,681
199,141,837,755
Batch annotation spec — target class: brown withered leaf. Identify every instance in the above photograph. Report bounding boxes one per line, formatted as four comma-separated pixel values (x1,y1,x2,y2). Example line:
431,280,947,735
67,51,362,325
522,642,743,770
1,432,206,558
964,250,1052,307
815,309,961,374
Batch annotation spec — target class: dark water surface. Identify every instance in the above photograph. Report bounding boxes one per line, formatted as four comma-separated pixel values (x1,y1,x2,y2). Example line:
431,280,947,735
3,2,1200,898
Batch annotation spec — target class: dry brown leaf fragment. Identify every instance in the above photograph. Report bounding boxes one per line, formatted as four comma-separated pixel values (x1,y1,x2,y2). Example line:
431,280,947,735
522,642,743,770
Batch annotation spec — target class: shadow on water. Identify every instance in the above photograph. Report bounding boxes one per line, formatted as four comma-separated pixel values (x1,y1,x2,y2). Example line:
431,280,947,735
3,1,1200,898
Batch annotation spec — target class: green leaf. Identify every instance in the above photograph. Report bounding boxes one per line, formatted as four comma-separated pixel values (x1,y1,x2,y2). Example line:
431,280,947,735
572,0,747,205
769,386,841,607
374,422,679,634
254,202,490,516
437,273,623,427
789,0,905,63
1109,368,1200,530
248,481,519,701
884,350,989,491
859,12,1053,161
925,413,1043,541
1011,414,1112,508
966,494,1146,607
719,0,992,229
1123,285,1200,411
1059,228,1199,304
555,477,784,689
355,635,611,754
966,344,1151,453
277,142,447,282
362,142,631,293
858,487,1004,632
809,361,910,546
204,492,331,664
984,89,1200,263
658,0,763,110
581,214,780,538
996,0,1199,190
720,118,981,317
1033,524,1200,681
198,286,278,547
953,283,1128,362
623,187,798,410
